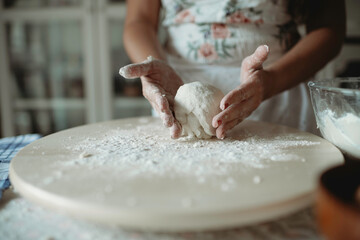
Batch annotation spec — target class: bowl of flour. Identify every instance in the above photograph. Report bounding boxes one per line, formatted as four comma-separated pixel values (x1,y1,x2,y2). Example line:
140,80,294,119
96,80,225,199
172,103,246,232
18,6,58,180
308,78,360,160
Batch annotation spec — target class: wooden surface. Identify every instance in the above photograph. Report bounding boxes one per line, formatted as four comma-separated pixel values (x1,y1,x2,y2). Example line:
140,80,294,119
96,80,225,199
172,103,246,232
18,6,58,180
9,117,344,231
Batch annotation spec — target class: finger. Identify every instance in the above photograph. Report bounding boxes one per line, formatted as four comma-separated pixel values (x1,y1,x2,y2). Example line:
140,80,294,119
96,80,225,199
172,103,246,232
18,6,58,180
156,94,175,127
119,56,154,79
212,104,233,129
241,45,269,73
216,118,241,139
149,100,174,128
219,81,257,110
159,112,174,128
213,95,259,128
147,99,174,128
142,81,174,127
170,121,182,139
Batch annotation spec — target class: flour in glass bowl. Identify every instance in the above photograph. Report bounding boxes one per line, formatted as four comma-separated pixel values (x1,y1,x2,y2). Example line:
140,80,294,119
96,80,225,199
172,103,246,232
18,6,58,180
63,118,320,179
319,110,360,159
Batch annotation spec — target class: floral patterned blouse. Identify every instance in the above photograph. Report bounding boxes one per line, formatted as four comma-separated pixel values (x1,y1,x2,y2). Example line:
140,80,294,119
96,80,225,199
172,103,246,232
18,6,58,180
159,0,317,135
161,0,299,66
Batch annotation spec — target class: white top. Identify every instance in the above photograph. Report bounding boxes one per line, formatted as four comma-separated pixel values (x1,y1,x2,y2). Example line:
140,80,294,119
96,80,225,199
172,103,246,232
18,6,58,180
161,0,318,134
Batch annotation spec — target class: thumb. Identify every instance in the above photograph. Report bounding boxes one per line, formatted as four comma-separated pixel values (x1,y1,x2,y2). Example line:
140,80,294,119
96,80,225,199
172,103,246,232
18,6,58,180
119,56,154,79
242,45,269,72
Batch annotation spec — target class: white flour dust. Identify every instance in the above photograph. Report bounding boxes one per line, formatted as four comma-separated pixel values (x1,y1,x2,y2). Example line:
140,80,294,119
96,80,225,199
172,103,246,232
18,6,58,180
319,110,360,159
62,119,320,179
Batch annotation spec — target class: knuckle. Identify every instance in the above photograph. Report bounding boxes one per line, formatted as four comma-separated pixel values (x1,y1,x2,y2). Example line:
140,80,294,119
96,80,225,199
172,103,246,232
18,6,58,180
149,60,156,70
160,96,168,107
237,111,246,120
236,88,249,100
233,105,246,120
253,53,261,63
242,57,251,69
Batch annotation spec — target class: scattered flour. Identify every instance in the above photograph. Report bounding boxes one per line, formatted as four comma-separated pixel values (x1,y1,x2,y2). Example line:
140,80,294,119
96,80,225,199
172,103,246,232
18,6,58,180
319,110,360,159
61,120,320,179
253,176,262,184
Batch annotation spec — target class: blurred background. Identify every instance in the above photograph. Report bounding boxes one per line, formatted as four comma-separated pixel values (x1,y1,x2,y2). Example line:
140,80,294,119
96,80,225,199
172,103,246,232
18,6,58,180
0,0,359,137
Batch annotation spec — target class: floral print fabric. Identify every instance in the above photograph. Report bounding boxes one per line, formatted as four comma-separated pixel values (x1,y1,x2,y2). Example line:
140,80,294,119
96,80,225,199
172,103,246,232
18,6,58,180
161,0,299,65
162,0,271,25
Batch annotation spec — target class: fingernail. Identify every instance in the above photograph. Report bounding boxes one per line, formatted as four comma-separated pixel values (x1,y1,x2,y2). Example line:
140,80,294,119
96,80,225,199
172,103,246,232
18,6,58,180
220,103,228,110
221,103,229,110
119,67,125,77
119,66,133,78
218,132,225,139
264,45,269,53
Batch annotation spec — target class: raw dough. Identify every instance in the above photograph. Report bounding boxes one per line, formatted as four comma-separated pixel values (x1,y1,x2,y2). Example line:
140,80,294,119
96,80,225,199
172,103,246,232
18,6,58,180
174,82,224,139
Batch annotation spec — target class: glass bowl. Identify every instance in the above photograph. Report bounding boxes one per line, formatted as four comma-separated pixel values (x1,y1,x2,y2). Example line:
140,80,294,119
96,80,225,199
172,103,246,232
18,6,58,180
308,78,360,160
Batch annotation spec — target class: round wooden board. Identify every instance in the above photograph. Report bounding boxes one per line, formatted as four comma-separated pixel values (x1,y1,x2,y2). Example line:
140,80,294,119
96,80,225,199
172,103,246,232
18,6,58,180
10,117,343,231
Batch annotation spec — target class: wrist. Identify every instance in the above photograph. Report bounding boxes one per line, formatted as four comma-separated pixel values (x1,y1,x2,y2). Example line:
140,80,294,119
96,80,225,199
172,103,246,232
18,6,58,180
261,68,277,100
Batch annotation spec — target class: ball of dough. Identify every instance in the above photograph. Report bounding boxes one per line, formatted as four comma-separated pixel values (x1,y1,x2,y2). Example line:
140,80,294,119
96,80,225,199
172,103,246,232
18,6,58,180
174,82,224,139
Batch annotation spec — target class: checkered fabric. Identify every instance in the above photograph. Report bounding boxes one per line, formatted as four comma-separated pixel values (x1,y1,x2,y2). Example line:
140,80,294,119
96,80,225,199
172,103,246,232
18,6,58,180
0,134,41,199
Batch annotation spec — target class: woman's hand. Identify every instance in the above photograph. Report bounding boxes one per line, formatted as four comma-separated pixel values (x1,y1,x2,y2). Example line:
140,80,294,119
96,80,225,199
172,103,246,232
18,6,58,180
212,45,271,139
119,57,184,138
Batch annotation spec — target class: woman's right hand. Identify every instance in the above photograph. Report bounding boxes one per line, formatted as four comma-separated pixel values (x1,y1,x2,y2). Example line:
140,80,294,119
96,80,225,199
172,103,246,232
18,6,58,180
119,57,184,139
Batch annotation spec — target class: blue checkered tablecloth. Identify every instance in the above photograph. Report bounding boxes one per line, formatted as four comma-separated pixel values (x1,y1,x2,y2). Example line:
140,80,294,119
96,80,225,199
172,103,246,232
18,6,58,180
0,134,41,199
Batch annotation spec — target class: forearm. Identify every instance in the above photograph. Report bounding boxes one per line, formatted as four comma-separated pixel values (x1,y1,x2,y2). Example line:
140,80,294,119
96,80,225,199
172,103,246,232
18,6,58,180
264,27,344,99
263,0,345,99
123,21,166,63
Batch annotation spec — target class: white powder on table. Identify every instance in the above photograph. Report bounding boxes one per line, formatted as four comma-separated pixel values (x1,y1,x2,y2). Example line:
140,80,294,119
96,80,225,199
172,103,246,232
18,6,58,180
62,119,320,180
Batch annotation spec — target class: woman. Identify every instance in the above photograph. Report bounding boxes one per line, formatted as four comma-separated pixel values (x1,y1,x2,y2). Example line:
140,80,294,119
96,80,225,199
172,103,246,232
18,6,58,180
120,0,345,139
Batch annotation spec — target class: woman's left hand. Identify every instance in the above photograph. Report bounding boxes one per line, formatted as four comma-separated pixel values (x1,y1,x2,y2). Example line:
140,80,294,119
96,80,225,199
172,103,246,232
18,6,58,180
212,45,271,139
